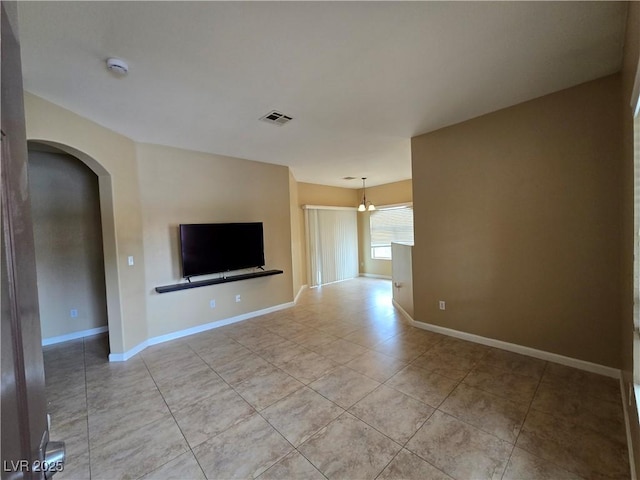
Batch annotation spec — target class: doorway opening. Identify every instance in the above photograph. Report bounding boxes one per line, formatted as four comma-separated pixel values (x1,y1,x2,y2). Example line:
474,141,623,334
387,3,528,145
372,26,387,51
27,140,120,358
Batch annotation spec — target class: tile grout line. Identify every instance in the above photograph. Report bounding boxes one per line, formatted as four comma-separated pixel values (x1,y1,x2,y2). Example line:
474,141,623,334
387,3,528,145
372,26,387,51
499,360,549,480
188,332,332,479
134,354,200,479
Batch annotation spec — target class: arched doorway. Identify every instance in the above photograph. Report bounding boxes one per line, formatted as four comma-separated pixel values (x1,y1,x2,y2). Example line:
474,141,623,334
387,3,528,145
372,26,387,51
27,140,123,358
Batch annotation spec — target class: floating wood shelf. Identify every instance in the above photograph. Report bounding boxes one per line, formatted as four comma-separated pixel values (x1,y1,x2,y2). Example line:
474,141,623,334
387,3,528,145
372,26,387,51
155,269,284,294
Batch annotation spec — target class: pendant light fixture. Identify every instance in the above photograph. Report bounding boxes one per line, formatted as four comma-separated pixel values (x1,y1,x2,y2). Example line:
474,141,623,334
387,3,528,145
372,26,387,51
358,177,375,212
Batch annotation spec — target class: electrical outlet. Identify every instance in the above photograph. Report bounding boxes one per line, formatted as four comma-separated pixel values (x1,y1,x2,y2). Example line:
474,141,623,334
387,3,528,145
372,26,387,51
235,294,241,303
439,301,446,310
70,309,78,318
209,299,216,309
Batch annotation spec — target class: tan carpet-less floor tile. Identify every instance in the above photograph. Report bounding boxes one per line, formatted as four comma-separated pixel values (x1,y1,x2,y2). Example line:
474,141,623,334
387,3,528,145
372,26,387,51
41,279,632,480
309,365,380,409
531,380,626,444
502,447,585,480
290,328,338,350
341,327,397,349
47,381,87,425
143,348,210,383
234,330,289,352
215,353,273,386
542,363,620,404
88,386,170,449
411,348,476,381
345,350,407,383
463,364,540,404
278,349,339,384
256,340,310,366
479,348,546,379
299,412,402,480
257,451,325,480
265,320,311,339
172,384,256,448
439,383,529,443
397,329,446,349
232,366,305,410
312,338,369,364
261,387,344,446
349,384,434,444
437,337,490,360
155,367,226,412
516,409,630,479
90,415,188,480
49,414,89,476
406,410,512,480
377,449,453,480
197,340,253,371
55,451,90,480
385,365,458,408
86,360,157,399
193,413,292,479
138,451,207,480
373,336,430,363
315,320,361,338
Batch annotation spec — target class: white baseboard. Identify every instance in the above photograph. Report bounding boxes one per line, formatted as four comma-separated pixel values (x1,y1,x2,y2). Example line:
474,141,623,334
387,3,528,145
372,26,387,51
108,300,295,362
360,273,392,280
392,299,414,324
392,300,620,379
621,378,638,480
294,284,308,304
42,326,108,346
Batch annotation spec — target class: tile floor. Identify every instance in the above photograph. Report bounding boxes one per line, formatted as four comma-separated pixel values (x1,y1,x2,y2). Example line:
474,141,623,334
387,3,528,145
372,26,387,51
43,278,630,480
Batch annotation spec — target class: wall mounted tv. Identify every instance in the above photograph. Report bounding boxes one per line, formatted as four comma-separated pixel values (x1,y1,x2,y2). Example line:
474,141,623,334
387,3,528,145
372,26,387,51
179,222,265,278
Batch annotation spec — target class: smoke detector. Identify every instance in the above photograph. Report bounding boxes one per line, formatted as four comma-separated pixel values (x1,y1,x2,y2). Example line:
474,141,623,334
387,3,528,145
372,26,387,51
260,110,293,126
106,58,128,76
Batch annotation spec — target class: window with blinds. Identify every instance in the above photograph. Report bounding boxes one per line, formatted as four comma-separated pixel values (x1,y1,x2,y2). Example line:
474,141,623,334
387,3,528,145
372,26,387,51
369,206,414,260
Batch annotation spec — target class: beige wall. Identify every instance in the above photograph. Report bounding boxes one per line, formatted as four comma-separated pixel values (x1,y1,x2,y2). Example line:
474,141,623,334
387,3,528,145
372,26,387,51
357,179,412,277
24,92,296,356
289,171,304,297
297,182,359,285
620,2,640,478
24,92,146,354
136,143,294,338
412,75,622,368
28,149,108,339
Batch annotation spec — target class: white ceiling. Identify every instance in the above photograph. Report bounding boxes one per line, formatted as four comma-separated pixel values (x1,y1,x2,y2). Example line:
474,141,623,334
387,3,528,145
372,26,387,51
17,1,628,188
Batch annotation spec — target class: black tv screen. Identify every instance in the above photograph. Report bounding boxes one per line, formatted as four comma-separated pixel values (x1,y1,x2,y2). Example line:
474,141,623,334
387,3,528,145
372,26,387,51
179,223,265,278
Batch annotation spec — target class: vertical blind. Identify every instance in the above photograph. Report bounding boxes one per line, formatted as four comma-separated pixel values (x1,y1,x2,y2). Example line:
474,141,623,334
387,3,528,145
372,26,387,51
304,207,358,287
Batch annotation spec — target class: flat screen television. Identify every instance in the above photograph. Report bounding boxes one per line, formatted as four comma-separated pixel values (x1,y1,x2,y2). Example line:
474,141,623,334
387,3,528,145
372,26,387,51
179,222,265,278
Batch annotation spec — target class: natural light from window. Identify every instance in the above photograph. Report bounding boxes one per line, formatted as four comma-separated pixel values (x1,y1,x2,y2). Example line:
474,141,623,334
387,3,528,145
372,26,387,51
370,205,414,260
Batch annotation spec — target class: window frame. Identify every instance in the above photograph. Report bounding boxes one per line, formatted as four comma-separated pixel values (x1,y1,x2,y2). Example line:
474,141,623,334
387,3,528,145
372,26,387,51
368,203,414,261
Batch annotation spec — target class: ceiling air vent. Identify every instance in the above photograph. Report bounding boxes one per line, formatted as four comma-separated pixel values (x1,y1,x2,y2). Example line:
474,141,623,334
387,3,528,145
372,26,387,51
260,110,293,126
342,177,357,180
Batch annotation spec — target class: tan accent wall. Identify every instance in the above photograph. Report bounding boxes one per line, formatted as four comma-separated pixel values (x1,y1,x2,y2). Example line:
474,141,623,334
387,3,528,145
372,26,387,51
357,179,412,277
136,143,293,338
28,149,108,339
412,75,622,368
297,182,359,285
289,170,304,298
24,92,146,354
620,2,640,477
